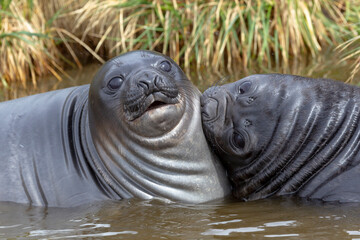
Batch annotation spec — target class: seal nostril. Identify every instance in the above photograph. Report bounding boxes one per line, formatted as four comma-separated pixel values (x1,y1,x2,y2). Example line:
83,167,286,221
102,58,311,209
154,75,164,87
139,80,148,89
138,80,154,94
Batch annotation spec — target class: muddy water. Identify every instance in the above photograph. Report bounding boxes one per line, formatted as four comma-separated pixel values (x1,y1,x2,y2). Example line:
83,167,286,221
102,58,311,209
1,53,360,239
1,198,360,239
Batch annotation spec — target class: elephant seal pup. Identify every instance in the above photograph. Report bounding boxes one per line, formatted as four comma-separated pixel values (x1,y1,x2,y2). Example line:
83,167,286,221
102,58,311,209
0,50,230,207
201,74,360,203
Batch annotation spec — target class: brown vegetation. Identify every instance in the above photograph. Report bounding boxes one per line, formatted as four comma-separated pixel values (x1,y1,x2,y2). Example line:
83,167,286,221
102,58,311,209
1,0,360,89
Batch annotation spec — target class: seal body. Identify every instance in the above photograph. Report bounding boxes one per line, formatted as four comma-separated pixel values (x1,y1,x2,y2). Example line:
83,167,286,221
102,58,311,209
201,74,360,203
0,50,230,207
0,86,112,207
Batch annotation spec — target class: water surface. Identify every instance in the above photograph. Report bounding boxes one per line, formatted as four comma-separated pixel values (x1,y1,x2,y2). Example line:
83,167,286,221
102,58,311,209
1,198,360,239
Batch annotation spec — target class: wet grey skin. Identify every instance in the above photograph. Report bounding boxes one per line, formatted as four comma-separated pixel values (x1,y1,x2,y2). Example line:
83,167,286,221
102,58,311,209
0,50,230,207
201,74,360,203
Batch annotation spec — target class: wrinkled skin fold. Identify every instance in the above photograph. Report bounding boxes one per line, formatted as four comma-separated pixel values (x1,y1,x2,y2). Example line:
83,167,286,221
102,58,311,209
0,50,230,207
201,74,360,203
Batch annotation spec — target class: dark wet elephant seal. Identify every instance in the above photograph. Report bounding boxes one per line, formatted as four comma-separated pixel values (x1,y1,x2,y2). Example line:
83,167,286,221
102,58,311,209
0,50,230,207
201,73,360,203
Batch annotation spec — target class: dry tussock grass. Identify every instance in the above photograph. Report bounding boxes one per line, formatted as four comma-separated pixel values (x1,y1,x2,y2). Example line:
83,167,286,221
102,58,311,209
1,0,360,88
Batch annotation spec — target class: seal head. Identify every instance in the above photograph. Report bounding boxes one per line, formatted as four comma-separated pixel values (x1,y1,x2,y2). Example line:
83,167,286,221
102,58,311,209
201,74,360,202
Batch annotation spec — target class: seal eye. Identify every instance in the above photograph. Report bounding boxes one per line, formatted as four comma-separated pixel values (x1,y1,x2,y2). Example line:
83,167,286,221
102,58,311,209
232,132,245,149
108,76,124,90
159,60,172,72
239,81,252,94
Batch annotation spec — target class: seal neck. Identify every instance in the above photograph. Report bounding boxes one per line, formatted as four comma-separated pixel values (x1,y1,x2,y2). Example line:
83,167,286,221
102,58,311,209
69,89,121,200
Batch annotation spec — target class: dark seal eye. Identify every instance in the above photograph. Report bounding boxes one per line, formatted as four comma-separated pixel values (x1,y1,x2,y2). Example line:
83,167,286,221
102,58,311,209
159,60,172,72
108,76,124,90
239,81,252,94
232,132,245,149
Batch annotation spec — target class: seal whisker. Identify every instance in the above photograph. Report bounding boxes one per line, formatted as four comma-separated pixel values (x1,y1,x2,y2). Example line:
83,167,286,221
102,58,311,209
176,81,201,114
213,76,230,87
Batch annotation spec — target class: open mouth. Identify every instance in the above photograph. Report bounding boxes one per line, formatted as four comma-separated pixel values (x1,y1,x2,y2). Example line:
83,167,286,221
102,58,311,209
125,93,179,121
146,100,169,111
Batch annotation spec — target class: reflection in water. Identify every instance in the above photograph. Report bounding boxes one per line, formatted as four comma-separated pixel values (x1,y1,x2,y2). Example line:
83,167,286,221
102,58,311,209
202,226,265,236
265,234,300,238
208,219,243,225
263,220,297,227
1,198,360,239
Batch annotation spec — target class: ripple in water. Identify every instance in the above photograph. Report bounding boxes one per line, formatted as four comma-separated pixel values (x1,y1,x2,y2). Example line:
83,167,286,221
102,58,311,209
0,198,360,239
28,222,138,239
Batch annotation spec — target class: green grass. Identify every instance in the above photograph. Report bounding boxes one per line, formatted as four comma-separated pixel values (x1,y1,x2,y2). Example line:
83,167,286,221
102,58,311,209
1,0,360,88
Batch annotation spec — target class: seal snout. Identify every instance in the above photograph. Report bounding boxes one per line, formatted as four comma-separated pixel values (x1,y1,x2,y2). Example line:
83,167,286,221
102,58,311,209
201,86,225,122
138,74,175,95
201,97,219,122
124,70,180,120
136,70,179,97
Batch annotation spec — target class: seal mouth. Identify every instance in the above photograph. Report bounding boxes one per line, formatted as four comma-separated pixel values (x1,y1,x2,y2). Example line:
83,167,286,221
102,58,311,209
144,92,179,112
126,92,179,121
146,100,169,111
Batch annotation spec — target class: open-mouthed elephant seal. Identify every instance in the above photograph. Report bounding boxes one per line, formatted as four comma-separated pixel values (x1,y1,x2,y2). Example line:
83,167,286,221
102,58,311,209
201,73,360,203
0,50,230,207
